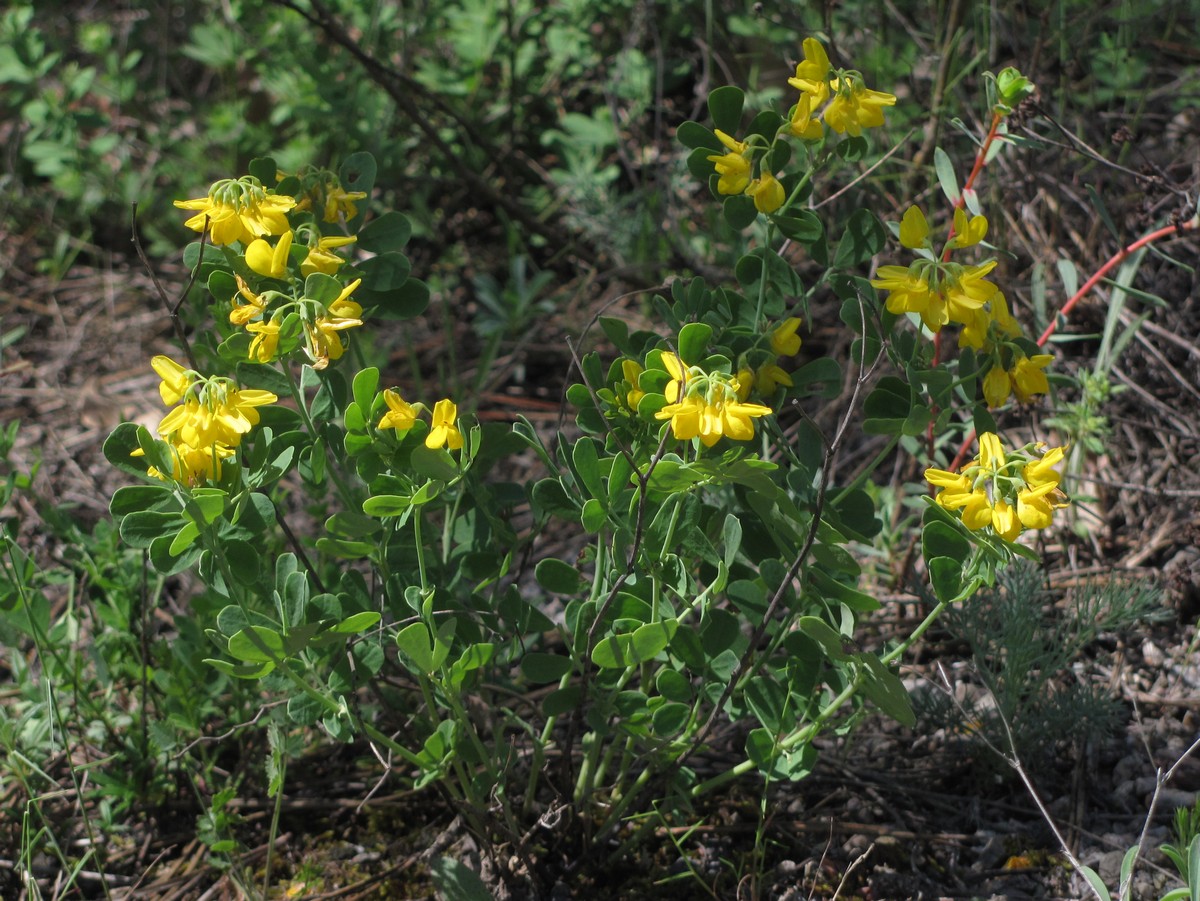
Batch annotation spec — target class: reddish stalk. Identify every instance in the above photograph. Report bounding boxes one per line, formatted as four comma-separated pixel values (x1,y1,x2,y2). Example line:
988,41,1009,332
948,216,1197,468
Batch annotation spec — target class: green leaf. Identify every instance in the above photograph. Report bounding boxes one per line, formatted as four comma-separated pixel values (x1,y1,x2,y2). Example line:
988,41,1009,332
395,622,435,673
677,321,713,365
227,625,285,663
287,692,325,726
119,510,184,549
651,702,691,737
223,539,261,586
676,120,722,151
922,519,971,565
338,152,375,208
773,211,823,244
362,277,431,320
799,616,852,661
723,193,758,230
356,211,411,253
933,147,960,205
167,521,200,556
591,619,678,669
204,658,274,679
543,685,582,716
110,484,172,516
358,251,412,291
352,367,380,413
745,675,787,732
248,157,277,184
707,85,744,134
581,498,606,533
928,557,964,603
860,654,915,726
833,209,887,269
535,557,585,595
571,437,603,500
332,611,381,634
430,856,492,901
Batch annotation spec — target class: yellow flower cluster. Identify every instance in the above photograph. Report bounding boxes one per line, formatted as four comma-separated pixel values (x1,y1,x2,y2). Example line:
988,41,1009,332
654,352,773,447
706,130,786,214
737,317,802,397
377,390,464,451
871,206,1052,408
705,38,894,216
135,356,277,485
175,173,368,371
787,37,897,138
925,433,1069,542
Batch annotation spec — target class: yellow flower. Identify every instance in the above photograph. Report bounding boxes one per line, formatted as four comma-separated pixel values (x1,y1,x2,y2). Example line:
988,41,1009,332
871,266,936,321
926,433,1068,543
245,229,293,279
654,384,771,447
983,364,1011,408
707,130,752,196
718,399,773,442
943,261,999,324
136,441,234,487
377,389,417,431
746,172,786,214
174,177,296,246
770,317,803,356
823,80,896,136
246,319,281,363
950,208,988,249
151,355,193,405
301,235,357,277
755,363,793,395
1023,444,1065,488
1009,354,1053,403
426,399,464,450
1017,481,1062,530
899,206,930,250
323,184,368,223
788,93,823,141
621,360,645,409
661,351,687,403
326,278,364,320
230,275,269,325
788,37,832,105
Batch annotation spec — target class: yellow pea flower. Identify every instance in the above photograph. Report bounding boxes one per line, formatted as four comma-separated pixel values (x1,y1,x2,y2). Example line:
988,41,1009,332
823,81,897,136
788,37,832,105
323,184,368,223
788,93,824,141
950,208,988,249
1009,354,1053,403
983,365,1011,408
301,235,357,277
899,206,930,250
246,319,281,363
770,317,803,356
426,399,464,450
707,130,753,196
151,355,194,405
175,177,296,246
621,360,646,409
230,275,269,325
377,389,417,431
245,229,293,279
746,172,786,214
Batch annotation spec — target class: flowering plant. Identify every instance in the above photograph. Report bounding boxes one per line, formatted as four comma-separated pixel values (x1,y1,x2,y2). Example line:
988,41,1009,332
102,44,1071,874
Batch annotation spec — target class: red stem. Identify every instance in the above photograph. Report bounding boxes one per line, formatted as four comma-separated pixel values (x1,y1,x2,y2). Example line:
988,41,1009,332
948,217,1196,468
